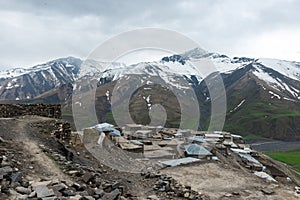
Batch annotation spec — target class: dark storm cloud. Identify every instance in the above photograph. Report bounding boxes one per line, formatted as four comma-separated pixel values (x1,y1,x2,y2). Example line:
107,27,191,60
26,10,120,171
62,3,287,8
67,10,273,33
0,0,299,68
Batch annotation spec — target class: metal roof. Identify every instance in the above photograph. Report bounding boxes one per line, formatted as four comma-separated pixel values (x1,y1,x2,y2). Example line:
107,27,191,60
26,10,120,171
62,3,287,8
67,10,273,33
129,140,144,145
204,133,224,138
184,144,212,156
110,128,121,136
93,123,114,132
238,153,261,165
92,123,121,136
160,157,200,167
187,136,205,143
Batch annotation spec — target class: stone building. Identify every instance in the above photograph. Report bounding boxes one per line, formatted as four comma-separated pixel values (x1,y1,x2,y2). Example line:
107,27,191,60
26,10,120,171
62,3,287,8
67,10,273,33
0,104,61,119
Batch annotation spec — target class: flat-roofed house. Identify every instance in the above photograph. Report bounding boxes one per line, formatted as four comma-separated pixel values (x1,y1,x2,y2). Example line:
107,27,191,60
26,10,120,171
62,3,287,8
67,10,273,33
184,144,213,159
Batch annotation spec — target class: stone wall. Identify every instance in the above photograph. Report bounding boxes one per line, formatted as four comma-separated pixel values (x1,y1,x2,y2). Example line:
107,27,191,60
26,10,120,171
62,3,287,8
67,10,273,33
0,104,61,119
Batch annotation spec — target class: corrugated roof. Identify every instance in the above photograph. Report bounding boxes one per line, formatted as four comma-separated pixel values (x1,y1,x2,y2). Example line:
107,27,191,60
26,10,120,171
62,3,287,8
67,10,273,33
160,157,200,167
93,123,114,132
205,133,224,138
238,153,261,165
129,140,144,145
92,123,121,136
184,144,212,156
187,136,205,143
110,129,121,136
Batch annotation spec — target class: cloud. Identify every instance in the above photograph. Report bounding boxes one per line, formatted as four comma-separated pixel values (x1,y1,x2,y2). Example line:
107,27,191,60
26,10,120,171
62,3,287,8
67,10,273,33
0,0,299,68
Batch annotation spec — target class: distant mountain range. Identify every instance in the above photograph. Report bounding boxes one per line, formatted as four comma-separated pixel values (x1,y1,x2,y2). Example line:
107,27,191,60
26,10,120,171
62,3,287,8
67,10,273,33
0,48,299,140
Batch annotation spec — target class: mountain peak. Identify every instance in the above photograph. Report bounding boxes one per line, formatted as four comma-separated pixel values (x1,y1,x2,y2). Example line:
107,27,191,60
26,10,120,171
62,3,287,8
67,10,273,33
181,47,208,59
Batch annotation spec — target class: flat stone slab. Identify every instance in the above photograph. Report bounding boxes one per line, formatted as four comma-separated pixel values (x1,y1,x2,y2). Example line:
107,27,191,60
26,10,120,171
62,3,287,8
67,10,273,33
15,186,31,194
51,183,67,191
0,166,13,176
34,185,55,198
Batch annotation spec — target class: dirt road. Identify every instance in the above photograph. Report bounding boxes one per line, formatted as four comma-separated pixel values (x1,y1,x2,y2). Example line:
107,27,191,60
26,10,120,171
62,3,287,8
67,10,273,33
0,116,72,182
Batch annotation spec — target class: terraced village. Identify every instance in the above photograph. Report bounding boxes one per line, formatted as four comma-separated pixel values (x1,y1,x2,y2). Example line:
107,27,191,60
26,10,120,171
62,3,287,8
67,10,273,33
1,104,300,199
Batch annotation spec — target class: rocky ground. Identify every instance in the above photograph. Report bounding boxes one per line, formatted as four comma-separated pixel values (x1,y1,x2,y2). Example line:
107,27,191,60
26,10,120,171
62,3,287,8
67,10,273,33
0,116,300,199
0,116,207,200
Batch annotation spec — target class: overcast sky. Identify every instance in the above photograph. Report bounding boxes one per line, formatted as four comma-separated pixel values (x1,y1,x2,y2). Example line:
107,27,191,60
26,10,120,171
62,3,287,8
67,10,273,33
0,0,300,69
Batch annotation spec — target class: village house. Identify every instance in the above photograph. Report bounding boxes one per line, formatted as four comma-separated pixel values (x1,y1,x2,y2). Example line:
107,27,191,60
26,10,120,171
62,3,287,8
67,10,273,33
184,144,213,159
115,137,144,154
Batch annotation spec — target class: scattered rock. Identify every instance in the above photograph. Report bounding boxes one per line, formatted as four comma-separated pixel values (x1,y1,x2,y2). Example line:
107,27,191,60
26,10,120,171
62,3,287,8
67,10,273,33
112,181,120,190
34,185,55,198
17,194,29,200
0,166,13,176
15,186,31,195
95,188,105,196
82,172,94,183
62,188,76,196
69,194,82,200
68,170,79,175
82,196,95,200
28,191,37,198
102,189,121,200
184,192,190,198
41,197,57,200
11,172,23,183
147,194,159,200
0,136,5,143
261,188,275,195
51,183,67,191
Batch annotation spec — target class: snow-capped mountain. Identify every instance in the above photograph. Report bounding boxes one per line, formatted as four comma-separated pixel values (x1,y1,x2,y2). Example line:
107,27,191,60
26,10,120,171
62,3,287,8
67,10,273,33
1,48,299,102
0,57,82,100
0,48,299,140
84,48,300,101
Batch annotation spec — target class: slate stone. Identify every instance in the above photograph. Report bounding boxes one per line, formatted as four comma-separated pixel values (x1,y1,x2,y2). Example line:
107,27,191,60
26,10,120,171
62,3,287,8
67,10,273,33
28,191,37,198
21,180,30,188
17,194,29,200
261,188,275,195
41,197,58,200
34,185,55,198
102,189,120,200
82,196,95,200
147,195,159,200
52,183,67,191
15,186,31,194
95,189,105,196
112,181,120,190
0,166,13,176
62,189,76,197
82,172,94,183
11,172,22,183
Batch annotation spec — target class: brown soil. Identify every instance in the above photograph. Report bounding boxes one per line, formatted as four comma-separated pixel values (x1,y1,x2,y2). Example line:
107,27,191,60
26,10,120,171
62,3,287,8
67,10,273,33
162,161,299,199
0,116,158,199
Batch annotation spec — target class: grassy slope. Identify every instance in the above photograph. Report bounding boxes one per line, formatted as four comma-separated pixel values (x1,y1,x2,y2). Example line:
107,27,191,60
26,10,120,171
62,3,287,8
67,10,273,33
10,71,299,141
266,150,300,172
224,100,300,140
223,73,300,140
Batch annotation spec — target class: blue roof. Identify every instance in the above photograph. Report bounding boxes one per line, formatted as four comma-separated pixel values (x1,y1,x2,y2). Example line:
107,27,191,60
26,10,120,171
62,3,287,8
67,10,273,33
184,144,212,156
93,123,114,132
161,157,200,167
92,123,120,137
110,129,121,136
129,140,144,145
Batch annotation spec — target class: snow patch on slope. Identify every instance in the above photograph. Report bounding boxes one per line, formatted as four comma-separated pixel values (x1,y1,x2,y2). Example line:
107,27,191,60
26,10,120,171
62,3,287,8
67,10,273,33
259,58,300,81
252,65,300,98
230,99,245,112
269,91,281,99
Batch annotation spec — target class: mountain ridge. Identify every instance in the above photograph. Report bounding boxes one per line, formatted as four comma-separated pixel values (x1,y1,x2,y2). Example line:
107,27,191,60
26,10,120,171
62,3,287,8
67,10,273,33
0,49,299,140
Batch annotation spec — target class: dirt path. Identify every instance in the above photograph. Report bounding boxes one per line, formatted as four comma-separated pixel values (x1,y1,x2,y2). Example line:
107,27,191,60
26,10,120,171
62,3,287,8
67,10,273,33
0,117,72,182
